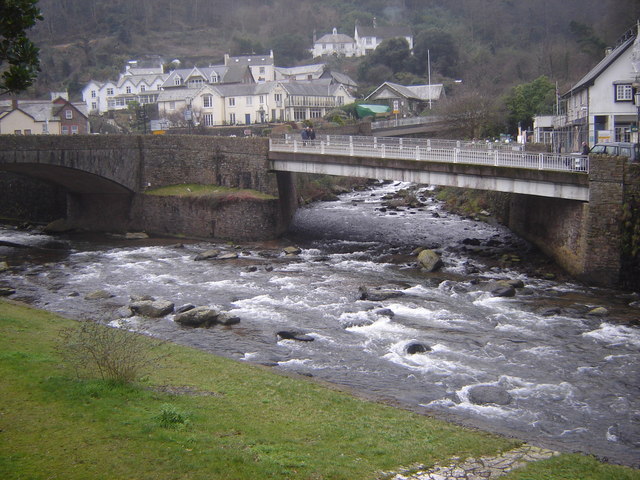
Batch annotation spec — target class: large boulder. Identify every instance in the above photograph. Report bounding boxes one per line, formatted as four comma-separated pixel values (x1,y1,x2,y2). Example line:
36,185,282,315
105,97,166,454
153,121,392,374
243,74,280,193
194,249,221,261
468,385,513,406
130,299,175,318
174,306,221,327
416,249,443,272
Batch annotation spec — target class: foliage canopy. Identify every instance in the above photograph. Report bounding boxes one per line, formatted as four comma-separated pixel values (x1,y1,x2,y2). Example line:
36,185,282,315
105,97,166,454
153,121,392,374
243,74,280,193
0,0,42,95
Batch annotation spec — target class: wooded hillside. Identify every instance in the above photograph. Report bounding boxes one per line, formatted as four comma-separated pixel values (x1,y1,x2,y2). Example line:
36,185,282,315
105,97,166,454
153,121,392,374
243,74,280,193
26,0,640,101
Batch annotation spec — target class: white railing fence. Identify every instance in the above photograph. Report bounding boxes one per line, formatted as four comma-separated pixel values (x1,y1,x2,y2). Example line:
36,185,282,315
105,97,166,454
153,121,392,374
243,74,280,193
271,135,588,173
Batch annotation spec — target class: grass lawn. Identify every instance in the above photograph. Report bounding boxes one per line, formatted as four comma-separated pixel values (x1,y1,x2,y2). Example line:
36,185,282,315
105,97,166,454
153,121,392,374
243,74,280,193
145,184,277,200
1,299,638,480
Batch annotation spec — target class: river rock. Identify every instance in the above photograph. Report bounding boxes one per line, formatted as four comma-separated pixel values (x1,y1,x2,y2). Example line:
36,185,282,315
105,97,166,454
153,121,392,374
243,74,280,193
468,385,513,406
130,299,175,318
216,252,239,260
116,306,134,318
194,249,221,261
405,342,431,354
0,261,9,272
130,294,155,302
485,281,517,297
175,304,196,314
587,306,609,317
283,246,302,255
217,312,241,326
85,290,113,300
174,306,221,327
416,249,443,272
358,285,404,301
277,330,315,342
0,286,15,296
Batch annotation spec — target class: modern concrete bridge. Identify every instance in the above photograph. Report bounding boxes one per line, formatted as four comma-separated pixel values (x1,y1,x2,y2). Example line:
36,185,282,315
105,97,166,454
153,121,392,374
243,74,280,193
269,135,590,201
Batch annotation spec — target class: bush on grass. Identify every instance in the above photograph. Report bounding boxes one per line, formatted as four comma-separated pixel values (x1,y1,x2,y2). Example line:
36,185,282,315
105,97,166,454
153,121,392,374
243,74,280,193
57,321,168,384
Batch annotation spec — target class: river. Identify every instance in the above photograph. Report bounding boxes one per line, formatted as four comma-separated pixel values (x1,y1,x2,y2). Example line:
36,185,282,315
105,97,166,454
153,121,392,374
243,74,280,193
0,181,638,467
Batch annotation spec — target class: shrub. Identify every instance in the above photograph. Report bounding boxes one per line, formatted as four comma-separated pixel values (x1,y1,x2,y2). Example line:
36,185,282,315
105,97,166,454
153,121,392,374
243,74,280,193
57,321,167,384
155,403,191,429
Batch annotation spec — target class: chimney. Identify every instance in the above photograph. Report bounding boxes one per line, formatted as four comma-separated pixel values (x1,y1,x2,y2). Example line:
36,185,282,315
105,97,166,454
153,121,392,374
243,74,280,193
11,96,18,110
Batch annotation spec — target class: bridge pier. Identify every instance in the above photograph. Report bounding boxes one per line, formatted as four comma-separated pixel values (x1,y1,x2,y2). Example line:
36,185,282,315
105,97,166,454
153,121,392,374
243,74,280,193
508,155,627,286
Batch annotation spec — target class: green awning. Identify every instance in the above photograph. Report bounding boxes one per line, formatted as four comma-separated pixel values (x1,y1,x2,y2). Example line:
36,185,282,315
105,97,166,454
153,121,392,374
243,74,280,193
356,104,391,118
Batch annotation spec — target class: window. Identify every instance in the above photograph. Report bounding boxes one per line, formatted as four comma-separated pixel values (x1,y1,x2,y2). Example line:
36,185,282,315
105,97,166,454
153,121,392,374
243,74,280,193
91,90,96,98
310,108,322,118
126,86,132,94
24,129,31,135
203,95,213,108
174,76,182,86
91,102,97,110
203,113,214,126
211,75,218,83
293,108,305,121
62,126,69,134
246,96,253,106
71,125,78,134
259,66,265,74
229,113,236,124
107,88,114,95
229,97,236,107
140,85,146,92
14,130,21,134
275,93,282,106
616,84,633,101
337,96,344,106
259,95,264,104
65,110,73,119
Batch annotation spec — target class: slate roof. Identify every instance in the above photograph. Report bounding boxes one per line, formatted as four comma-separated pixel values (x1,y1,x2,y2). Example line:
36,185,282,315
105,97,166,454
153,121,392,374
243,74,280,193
366,82,443,101
280,80,343,97
225,53,274,66
565,32,636,96
315,30,355,44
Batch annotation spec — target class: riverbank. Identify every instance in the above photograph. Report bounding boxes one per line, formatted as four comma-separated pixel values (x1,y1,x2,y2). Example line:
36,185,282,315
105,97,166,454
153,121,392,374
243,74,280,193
2,299,639,480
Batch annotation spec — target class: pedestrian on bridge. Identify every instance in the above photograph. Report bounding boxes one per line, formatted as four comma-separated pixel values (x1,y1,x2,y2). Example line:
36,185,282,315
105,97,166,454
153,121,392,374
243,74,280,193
301,126,309,145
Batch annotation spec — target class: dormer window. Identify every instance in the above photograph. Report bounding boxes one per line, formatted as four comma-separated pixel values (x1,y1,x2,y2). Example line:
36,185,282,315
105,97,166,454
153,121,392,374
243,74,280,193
211,75,218,83
126,86,132,94
174,76,182,86
140,85,146,92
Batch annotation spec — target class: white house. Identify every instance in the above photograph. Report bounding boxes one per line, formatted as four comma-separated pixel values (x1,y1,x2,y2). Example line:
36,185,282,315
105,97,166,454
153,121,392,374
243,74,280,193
312,28,358,58
354,23,413,56
543,22,640,152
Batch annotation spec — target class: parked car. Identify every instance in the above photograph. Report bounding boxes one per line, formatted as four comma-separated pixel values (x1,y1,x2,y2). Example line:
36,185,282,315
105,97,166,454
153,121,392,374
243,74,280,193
588,142,638,161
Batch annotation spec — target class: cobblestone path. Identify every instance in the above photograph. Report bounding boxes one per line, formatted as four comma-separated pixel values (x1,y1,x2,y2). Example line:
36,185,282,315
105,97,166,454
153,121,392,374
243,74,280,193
381,444,559,480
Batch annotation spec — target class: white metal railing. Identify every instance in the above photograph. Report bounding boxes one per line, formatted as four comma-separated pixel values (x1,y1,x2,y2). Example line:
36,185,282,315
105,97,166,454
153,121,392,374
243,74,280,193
271,135,589,173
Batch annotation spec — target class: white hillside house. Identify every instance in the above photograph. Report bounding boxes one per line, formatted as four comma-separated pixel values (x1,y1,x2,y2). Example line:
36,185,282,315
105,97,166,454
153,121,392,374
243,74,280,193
312,28,357,58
